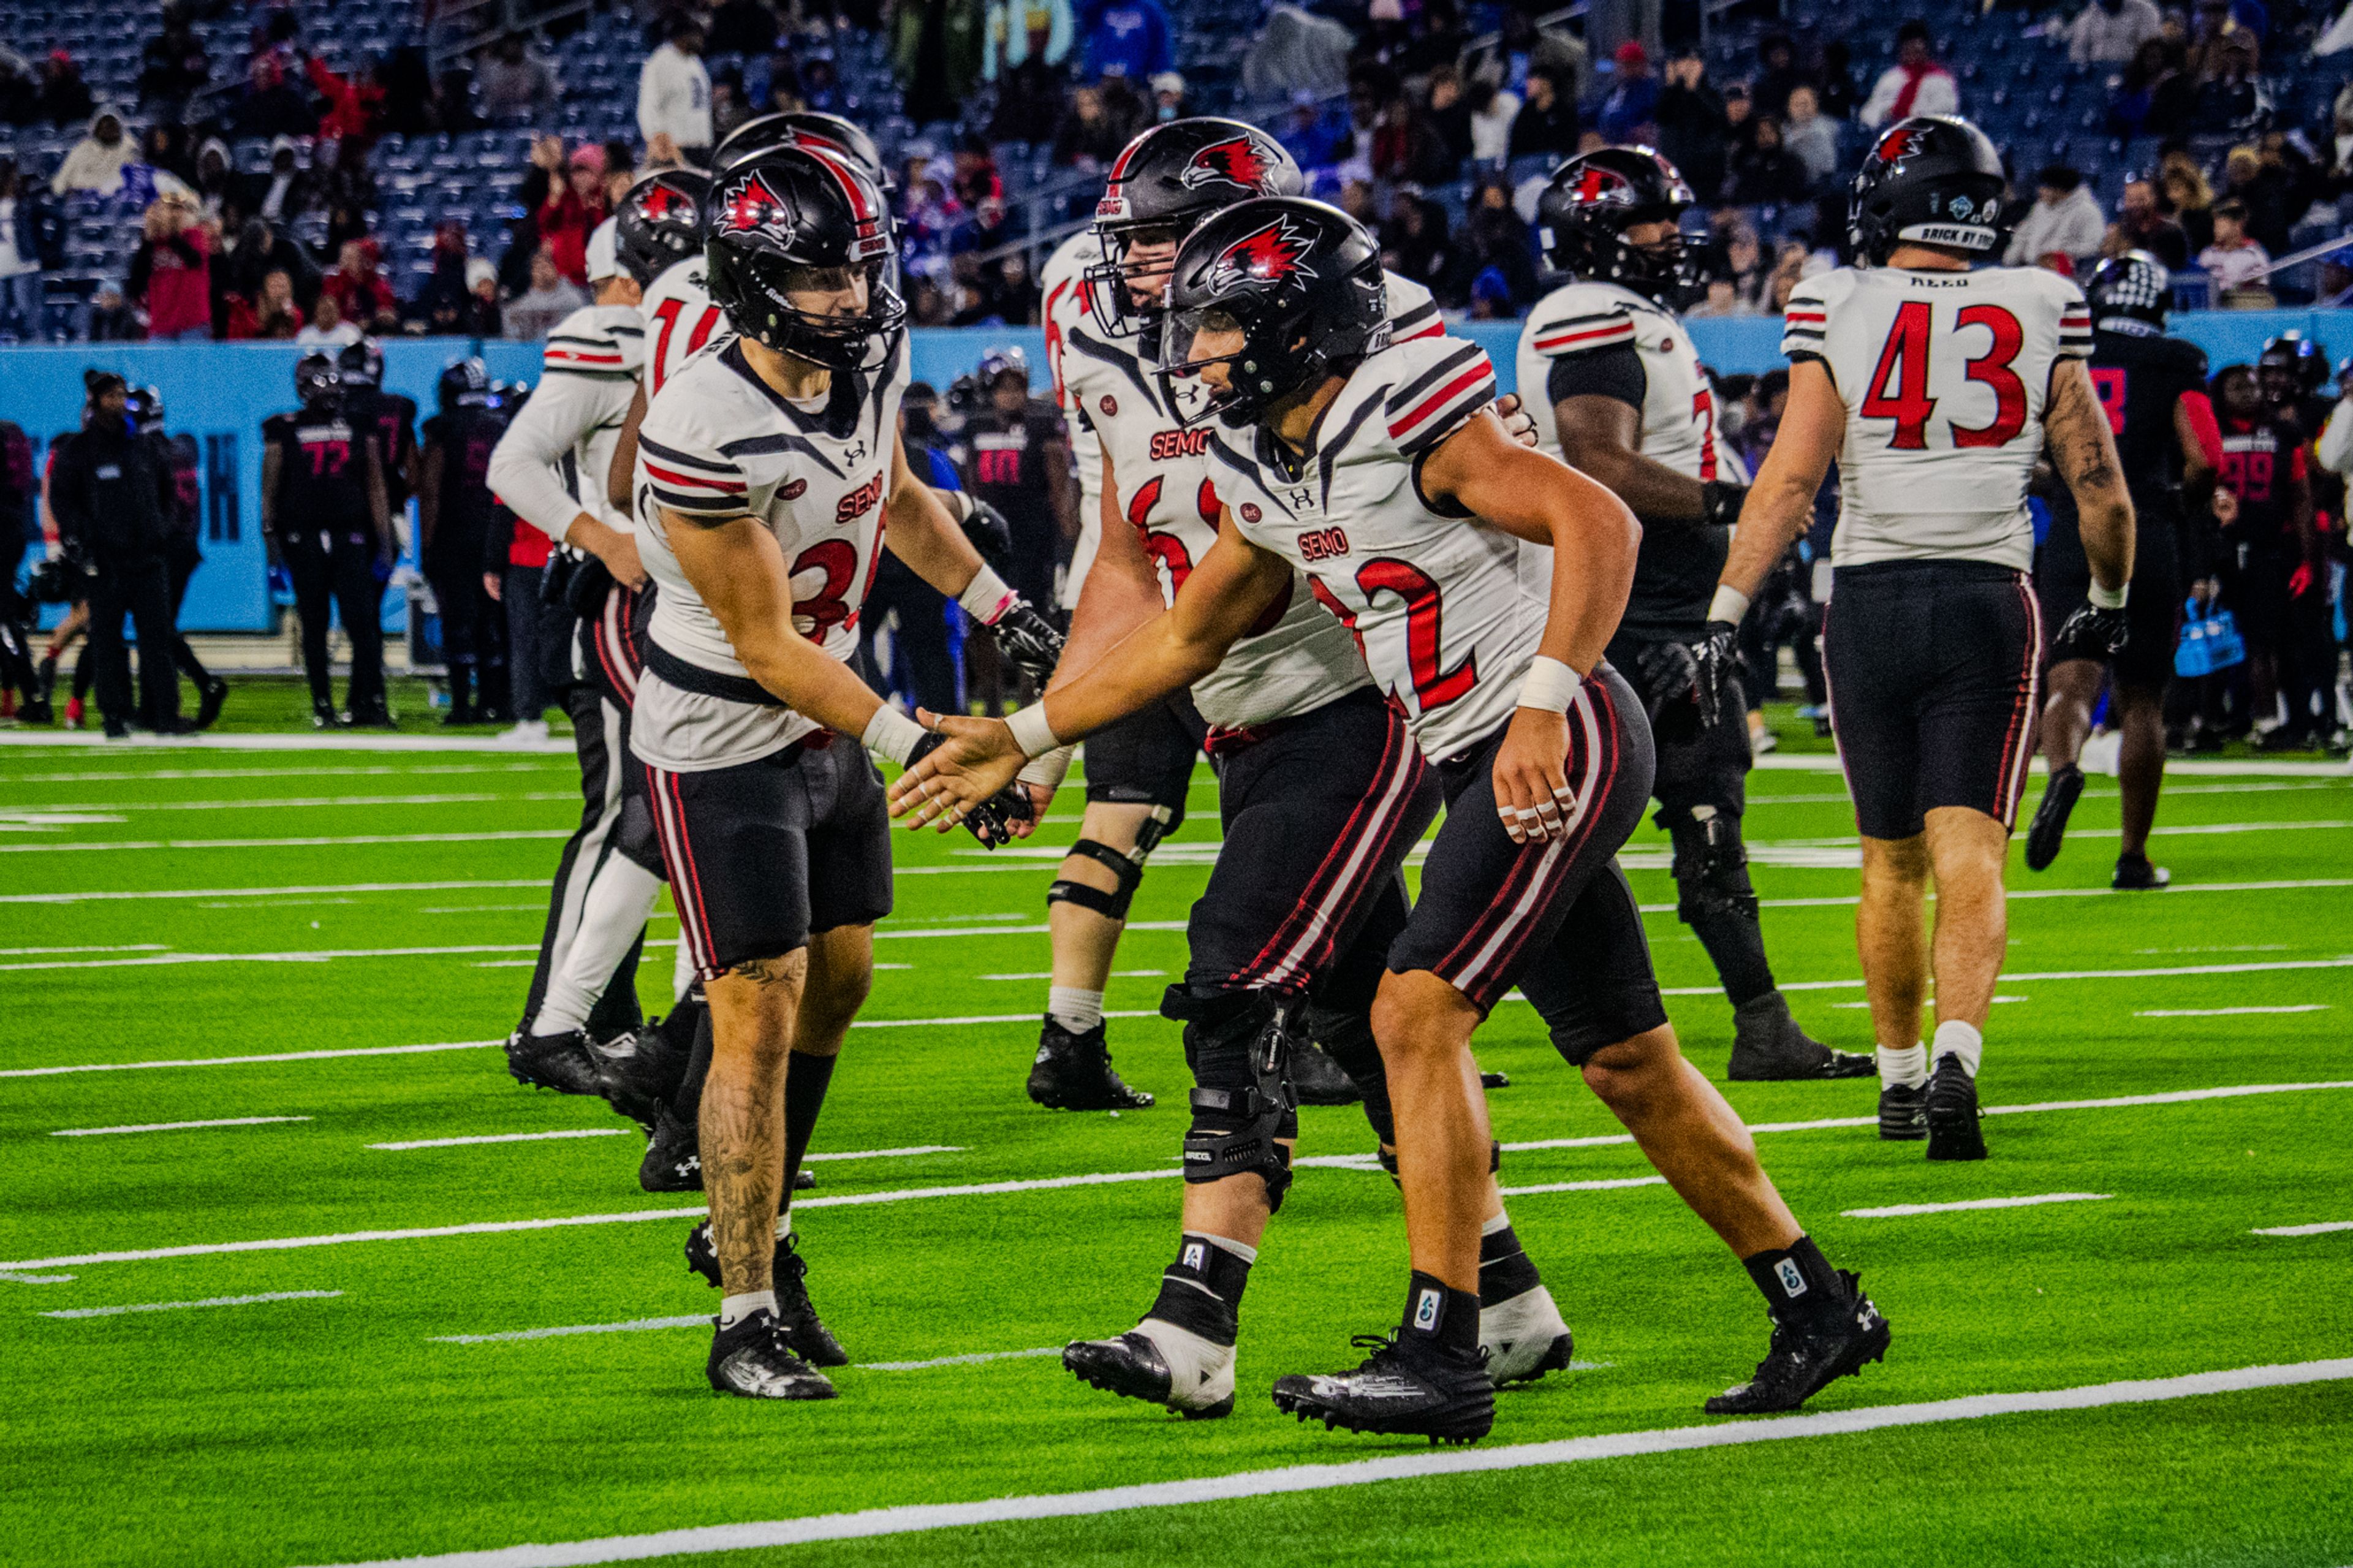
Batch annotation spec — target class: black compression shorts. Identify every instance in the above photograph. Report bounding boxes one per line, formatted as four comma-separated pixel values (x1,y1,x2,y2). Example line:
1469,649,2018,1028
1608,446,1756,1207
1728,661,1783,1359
1084,689,1207,826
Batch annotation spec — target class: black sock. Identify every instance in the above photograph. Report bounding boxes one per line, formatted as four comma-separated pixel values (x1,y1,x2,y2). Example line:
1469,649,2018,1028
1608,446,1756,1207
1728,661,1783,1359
671,1006,714,1121
1398,1269,1480,1358
1692,908,1778,1010
782,1049,838,1190
1145,1232,1251,1346
1741,1235,1845,1328
1477,1222,1543,1305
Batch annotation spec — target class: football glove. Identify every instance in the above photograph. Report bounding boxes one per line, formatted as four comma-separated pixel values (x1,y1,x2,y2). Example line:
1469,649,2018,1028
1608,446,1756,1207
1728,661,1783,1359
2048,600,2129,662
987,598,1066,687
906,730,1034,848
1700,481,1749,532
1692,619,1744,732
1633,637,1707,744
959,496,1015,571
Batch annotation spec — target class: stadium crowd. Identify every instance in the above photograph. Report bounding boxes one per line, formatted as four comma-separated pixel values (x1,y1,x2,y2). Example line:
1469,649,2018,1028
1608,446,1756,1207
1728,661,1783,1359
2,0,2353,339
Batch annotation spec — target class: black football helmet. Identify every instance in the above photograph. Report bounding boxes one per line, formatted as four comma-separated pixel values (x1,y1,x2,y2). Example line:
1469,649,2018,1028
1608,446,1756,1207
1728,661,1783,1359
2085,250,2170,331
615,169,710,287
338,338,385,390
1534,145,1702,306
1161,196,1389,429
705,147,905,371
1848,115,2011,265
438,357,491,417
713,111,893,192
295,353,343,409
2258,330,2329,401
1088,118,1304,337
124,385,165,435
977,345,1029,390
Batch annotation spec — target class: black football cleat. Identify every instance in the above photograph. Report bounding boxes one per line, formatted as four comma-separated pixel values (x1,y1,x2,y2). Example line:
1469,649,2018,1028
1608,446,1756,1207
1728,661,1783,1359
594,1023,692,1131
1064,1319,1237,1418
1479,1069,1511,1089
1290,1041,1362,1107
686,1224,847,1366
2024,763,2085,873
640,1105,702,1191
311,700,343,730
1925,1053,1987,1161
1028,1019,1154,1111
707,1308,838,1400
2112,853,2171,890
1728,992,1875,1081
194,678,228,730
1878,1081,1927,1141
1704,1271,1889,1415
1270,1332,1495,1445
504,1026,606,1097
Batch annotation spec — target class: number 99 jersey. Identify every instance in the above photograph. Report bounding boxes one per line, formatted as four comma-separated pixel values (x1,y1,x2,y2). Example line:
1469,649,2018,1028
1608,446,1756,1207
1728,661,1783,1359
1784,263,2091,572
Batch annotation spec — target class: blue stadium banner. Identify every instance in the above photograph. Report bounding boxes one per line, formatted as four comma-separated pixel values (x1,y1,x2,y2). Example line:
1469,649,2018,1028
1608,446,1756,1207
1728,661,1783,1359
2,312,2335,631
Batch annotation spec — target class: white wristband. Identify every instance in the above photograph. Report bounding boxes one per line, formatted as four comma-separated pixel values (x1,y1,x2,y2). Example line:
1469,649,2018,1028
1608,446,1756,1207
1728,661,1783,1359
1006,701,1061,760
1517,656,1583,714
1017,743,1074,793
1707,584,1751,625
958,566,1019,625
860,705,928,767
2088,581,2129,610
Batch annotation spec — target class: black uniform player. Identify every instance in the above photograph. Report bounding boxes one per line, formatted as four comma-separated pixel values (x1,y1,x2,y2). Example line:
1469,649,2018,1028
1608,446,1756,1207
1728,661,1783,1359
126,385,229,729
2255,331,2339,748
1519,147,1869,1081
2212,363,2319,749
419,358,512,725
339,339,419,517
2026,251,2217,887
953,347,1077,659
263,354,395,727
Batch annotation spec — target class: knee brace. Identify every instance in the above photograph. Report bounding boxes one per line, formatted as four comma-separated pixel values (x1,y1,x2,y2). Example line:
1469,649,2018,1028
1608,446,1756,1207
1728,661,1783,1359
1666,804,1759,925
1167,987,1296,1212
1045,805,1174,920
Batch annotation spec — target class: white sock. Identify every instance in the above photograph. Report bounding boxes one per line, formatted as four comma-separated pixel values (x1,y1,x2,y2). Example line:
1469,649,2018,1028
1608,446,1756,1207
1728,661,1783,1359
1933,1019,1984,1077
1197,1232,1259,1263
532,855,664,1036
719,1289,776,1328
1481,1211,1512,1237
1047,986,1105,1034
1877,1043,1928,1089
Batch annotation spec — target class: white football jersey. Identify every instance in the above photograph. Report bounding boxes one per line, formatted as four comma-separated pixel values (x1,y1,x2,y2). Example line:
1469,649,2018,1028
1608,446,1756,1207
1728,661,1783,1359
1516,278,1730,481
1042,229,1108,608
489,304,644,540
1061,270,1439,730
1213,335,1541,760
642,256,730,399
1785,263,2091,572
629,333,908,771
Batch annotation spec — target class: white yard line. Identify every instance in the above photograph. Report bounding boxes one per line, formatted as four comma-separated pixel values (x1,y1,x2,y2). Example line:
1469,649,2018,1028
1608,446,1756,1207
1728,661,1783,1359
1843,1193,2112,1219
0,763,563,784
2251,1221,2353,1237
0,731,574,753
298,1358,2353,1568
4,791,576,813
980,969,1165,981
865,1346,1063,1371
0,944,550,972
0,943,167,955
0,879,548,906
371,1129,632,1151
431,1315,711,1344
0,1039,504,1079
1649,953,2353,998
0,830,572,855
53,1116,312,1138
800,1145,964,1162
2137,1005,2331,1018
1498,1176,1669,1197
0,1271,74,1284
40,1290,342,1320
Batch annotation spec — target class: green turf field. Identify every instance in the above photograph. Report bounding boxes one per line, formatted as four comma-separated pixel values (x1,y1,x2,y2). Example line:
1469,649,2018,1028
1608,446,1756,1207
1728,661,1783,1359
2,708,2349,1568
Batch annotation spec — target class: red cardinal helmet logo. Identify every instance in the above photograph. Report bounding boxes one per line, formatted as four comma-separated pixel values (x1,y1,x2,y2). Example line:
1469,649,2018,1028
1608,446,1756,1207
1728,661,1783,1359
1874,126,1925,164
640,183,689,221
1180,137,1273,192
719,173,790,236
1209,218,1317,292
1570,165,1626,205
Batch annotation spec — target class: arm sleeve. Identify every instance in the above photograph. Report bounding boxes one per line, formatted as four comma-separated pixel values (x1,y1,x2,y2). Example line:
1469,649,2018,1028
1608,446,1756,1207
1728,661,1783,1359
486,371,623,540
1546,341,1646,411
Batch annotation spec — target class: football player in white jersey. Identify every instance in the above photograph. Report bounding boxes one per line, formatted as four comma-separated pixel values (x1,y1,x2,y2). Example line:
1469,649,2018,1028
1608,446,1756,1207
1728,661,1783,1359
1705,116,2135,1161
897,198,1887,1442
633,149,1052,1400
1042,225,1108,611
485,218,675,1105
1520,147,1871,1085
1030,120,1574,1417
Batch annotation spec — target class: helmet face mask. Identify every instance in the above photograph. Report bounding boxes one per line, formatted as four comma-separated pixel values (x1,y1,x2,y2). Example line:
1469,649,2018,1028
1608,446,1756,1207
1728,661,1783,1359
1536,147,1703,306
2086,249,2169,332
705,150,907,372
295,354,343,410
1849,115,2012,265
337,338,384,390
438,357,491,417
1086,119,1304,342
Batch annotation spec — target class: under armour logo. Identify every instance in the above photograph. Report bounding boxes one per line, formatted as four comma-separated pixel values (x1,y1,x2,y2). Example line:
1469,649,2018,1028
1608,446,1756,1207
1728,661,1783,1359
1775,1259,1808,1298
1414,1288,1442,1330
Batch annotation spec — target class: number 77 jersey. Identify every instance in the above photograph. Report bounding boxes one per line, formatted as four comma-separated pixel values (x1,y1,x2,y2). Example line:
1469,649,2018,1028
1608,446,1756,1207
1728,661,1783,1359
1784,263,2091,572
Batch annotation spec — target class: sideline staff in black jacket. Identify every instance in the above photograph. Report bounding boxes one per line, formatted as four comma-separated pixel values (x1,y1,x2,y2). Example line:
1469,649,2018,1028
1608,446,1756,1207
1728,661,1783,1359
48,371,182,737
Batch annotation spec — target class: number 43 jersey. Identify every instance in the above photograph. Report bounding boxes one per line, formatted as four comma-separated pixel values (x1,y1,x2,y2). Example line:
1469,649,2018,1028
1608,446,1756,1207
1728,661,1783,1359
1213,334,1538,761
630,333,907,771
1784,263,2091,572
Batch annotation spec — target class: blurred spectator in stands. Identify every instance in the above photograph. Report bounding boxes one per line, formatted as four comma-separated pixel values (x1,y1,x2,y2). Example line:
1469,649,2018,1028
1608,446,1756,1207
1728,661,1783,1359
229,54,317,138
324,239,398,332
895,0,985,127
239,137,316,224
2163,153,2218,251
1466,264,1514,319
479,35,562,121
520,138,607,285
228,213,319,311
989,248,1040,322
2006,165,2107,267
188,138,233,221
1688,276,1745,316
0,157,58,341
1816,40,1859,122
506,246,587,339
1463,4,1586,109
296,288,362,349
638,13,713,165
463,259,503,336
2193,33,2268,131
2199,198,2272,287
2109,39,2194,137
229,265,305,338
710,0,781,56
985,0,1074,85
1655,51,1727,197
1425,66,1472,165
1243,2,1352,99
1463,72,1519,165
88,281,138,339
990,27,1070,143
434,66,482,133
907,273,952,325
1053,82,1134,167
1782,85,1838,191
1860,20,1957,128
1597,42,1661,141
1279,89,1351,172
1507,64,1580,162
1751,33,1813,119
799,53,842,113
710,69,752,145
138,10,211,113
1381,188,1452,289
2071,0,2165,63
305,51,383,147
1712,218,1773,311
1362,71,1453,183
38,51,94,129
141,125,195,189
1446,174,1536,308
1149,69,1187,121
0,48,39,127
2221,143,2292,253
50,108,138,197
412,224,472,335
2108,175,2191,267
1080,0,1173,81
1728,115,1811,208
